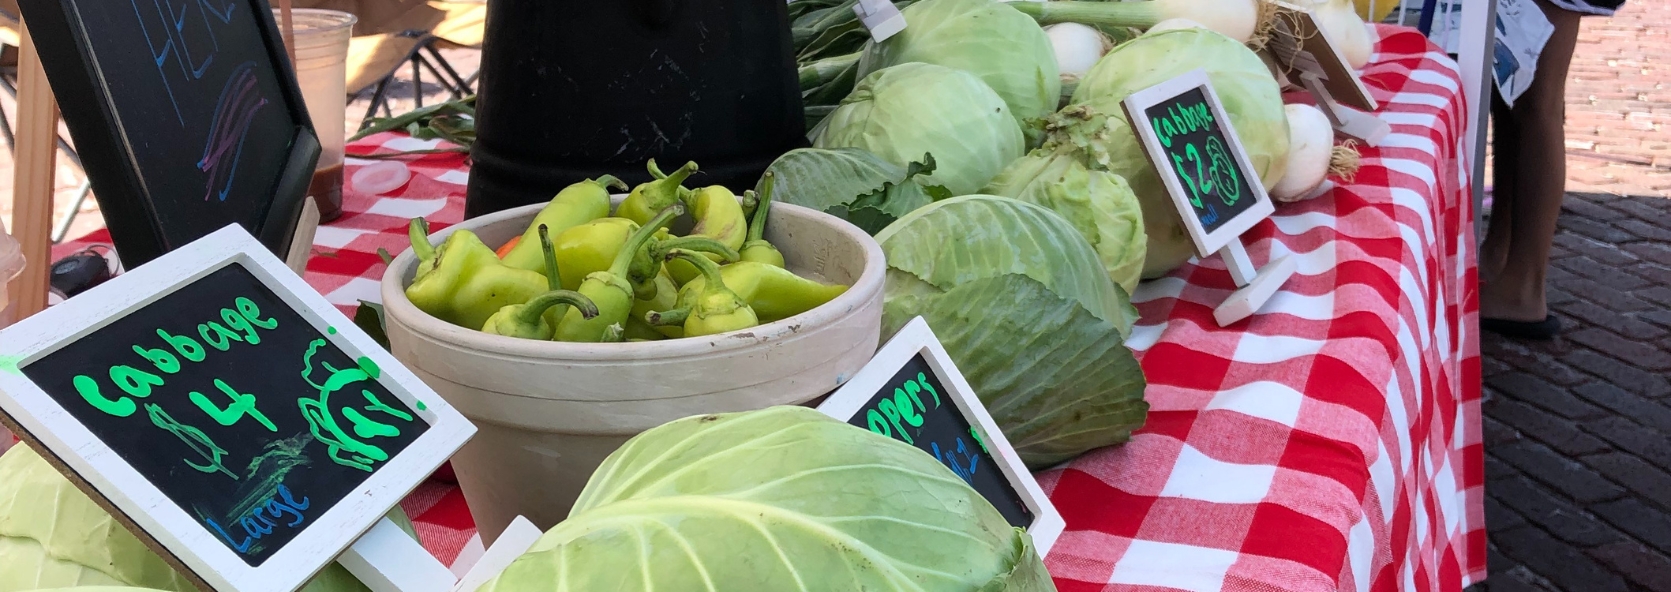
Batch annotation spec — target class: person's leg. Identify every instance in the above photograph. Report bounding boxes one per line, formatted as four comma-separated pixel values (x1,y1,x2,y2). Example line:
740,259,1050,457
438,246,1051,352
1480,89,1520,284
1480,0,1583,328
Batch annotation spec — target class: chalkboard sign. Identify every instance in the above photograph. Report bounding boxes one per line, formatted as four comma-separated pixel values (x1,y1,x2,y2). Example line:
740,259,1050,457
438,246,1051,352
16,0,320,267
1122,69,1276,258
846,353,1034,528
818,317,1063,555
0,226,474,592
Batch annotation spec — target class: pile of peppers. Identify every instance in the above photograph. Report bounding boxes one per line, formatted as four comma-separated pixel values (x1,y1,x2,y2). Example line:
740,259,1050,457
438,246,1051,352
403,161,851,342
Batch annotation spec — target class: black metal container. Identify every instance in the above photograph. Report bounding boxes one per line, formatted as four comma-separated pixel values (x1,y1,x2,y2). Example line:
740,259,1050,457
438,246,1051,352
464,0,808,218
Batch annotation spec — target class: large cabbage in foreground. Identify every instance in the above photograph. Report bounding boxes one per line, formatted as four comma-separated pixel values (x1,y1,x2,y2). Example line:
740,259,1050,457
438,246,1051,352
1069,27,1290,278
859,0,1061,130
815,62,1024,195
480,406,1053,592
877,196,1148,468
0,446,412,592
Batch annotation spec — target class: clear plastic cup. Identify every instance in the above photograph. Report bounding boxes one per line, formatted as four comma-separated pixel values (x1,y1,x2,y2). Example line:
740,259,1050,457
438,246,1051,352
280,9,357,222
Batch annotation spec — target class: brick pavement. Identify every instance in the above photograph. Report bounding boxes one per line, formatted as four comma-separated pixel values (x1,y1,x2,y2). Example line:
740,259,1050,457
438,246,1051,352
1479,191,1671,592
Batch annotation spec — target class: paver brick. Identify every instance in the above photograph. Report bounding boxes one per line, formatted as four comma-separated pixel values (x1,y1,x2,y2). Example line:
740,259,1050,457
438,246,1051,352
1560,216,1639,244
1567,327,1671,371
1493,525,1633,592
1643,310,1671,332
1558,232,1640,265
1487,372,1609,419
1552,277,1654,313
1486,452,1520,479
1634,263,1671,286
1615,217,1671,242
1487,495,1528,533
1493,439,1627,504
1490,475,1625,547
1562,196,1629,223
1562,348,1671,398
1641,286,1671,309
1572,382,1671,431
1581,452,1671,512
1554,256,1651,292
1488,399,1613,456
1584,416,1671,473
1587,542,1671,592
1594,498,1671,555
1553,299,1668,341
1622,241,1671,262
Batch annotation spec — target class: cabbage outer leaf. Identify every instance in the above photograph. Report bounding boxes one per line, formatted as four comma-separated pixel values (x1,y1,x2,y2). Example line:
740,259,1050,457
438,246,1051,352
481,407,1053,592
883,275,1148,469
815,63,1024,195
859,0,1061,129
984,152,1148,296
875,195,1136,333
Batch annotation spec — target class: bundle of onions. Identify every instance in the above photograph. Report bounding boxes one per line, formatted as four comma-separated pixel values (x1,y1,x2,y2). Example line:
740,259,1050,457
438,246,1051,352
1010,0,1267,45
1271,104,1360,202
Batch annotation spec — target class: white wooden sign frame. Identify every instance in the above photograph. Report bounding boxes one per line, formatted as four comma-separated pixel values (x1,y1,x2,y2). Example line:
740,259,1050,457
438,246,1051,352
817,316,1064,556
0,224,476,592
1121,69,1277,259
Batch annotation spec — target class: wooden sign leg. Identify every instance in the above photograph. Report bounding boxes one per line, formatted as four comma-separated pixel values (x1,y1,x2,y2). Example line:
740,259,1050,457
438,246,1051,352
450,516,543,592
8,21,58,319
1213,238,1297,327
338,517,458,592
1300,73,1391,147
285,197,320,276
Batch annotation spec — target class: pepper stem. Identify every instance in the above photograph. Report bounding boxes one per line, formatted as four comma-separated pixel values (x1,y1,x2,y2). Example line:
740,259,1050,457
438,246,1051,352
515,290,600,325
647,307,690,327
408,218,435,262
652,236,741,264
610,204,684,277
646,159,668,180
667,248,730,296
747,172,775,243
538,224,561,291
592,174,628,192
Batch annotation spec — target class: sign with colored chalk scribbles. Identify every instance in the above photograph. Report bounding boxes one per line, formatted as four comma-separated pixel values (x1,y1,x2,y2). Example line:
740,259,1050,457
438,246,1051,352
15,0,320,267
0,225,474,592
21,262,427,566
816,317,1063,555
845,353,1034,528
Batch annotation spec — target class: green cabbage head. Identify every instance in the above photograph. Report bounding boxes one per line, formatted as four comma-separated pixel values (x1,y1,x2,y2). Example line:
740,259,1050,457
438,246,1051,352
479,406,1054,591
0,446,415,592
877,196,1148,468
815,62,1024,195
1069,27,1290,278
984,148,1147,296
859,0,1061,130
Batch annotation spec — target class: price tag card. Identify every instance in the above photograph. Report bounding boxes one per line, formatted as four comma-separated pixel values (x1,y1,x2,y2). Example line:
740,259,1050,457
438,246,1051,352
1265,2,1378,112
1121,69,1277,258
0,225,474,592
817,317,1064,556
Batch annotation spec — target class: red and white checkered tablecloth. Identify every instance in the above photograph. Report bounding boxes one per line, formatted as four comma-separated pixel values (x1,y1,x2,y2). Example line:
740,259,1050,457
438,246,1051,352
52,24,1481,592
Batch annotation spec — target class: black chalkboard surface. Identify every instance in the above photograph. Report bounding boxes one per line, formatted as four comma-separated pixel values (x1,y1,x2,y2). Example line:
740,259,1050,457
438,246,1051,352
20,262,427,567
845,354,1035,529
16,0,319,267
1142,86,1257,234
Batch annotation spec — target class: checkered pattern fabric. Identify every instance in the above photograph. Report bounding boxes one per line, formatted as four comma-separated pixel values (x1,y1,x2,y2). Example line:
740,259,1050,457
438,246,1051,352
50,25,1481,590
1037,27,1481,592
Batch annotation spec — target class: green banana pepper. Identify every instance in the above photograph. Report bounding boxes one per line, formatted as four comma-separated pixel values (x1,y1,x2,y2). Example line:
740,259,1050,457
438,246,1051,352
404,218,548,331
665,261,848,323
664,185,749,284
618,160,698,229
739,171,786,268
630,270,684,339
480,290,599,340
499,176,621,273
555,205,683,342
658,249,758,337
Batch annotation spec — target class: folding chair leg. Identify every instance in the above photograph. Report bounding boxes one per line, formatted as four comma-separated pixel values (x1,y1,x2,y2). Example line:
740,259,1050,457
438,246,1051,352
412,56,423,109
423,44,474,96
415,52,463,100
50,179,91,243
361,75,395,130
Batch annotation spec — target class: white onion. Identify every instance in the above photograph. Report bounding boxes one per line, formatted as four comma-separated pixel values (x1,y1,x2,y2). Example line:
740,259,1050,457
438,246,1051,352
1046,22,1114,80
1313,0,1372,69
1272,103,1334,202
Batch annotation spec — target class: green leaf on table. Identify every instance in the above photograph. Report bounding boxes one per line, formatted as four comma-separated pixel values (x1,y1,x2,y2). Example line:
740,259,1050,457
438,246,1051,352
354,300,390,349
